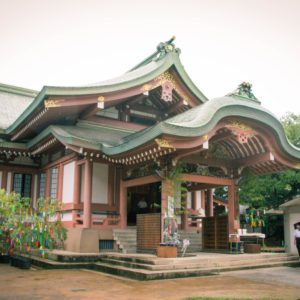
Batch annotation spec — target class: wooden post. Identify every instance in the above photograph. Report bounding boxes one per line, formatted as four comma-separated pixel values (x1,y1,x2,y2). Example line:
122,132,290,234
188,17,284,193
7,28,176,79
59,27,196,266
119,180,127,229
181,190,188,231
201,190,205,214
83,160,92,228
205,190,214,217
228,182,239,234
72,162,80,227
1,170,7,190
161,179,172,243
191,191,197,210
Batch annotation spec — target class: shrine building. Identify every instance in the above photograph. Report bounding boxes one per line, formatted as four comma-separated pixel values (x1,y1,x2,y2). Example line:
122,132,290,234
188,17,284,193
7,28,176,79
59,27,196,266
1,37,300,253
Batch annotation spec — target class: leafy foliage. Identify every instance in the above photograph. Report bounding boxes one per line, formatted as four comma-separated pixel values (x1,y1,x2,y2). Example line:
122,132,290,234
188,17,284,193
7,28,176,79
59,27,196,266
281,112,300,147
0,190,67,257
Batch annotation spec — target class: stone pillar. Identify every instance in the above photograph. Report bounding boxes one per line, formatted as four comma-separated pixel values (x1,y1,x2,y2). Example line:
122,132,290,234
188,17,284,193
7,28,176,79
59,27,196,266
119,180,127,229
83,160,92,228
72,162,80,227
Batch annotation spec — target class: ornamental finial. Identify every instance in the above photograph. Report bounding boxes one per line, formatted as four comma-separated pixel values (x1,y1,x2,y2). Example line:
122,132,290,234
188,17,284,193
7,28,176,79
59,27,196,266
156,36,181,57
229,82,260,103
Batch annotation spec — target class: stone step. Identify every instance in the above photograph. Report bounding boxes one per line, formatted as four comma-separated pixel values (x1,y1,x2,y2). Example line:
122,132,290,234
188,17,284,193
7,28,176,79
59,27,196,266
93,259,300,281
99,255,299,271
99,253,296,266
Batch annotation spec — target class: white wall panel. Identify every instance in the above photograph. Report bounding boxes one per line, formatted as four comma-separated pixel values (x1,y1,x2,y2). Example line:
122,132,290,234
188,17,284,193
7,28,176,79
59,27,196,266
62,161,75,203
92,163,108,204
6,172,12,193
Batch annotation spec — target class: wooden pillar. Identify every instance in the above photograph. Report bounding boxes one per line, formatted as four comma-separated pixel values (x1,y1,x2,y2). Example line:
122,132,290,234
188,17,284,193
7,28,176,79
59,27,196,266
228,182,240,234
72,162,80,227
181,194,189,230
191,191,197,210
201,190,205,213
1,170,7,190
161,179,172,243
83,160,92,229
205,190,213,217
119,180,127,229
45,169,51,198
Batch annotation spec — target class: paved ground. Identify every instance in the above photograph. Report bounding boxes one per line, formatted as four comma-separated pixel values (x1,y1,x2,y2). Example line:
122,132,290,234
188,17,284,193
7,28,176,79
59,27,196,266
0,264,299,300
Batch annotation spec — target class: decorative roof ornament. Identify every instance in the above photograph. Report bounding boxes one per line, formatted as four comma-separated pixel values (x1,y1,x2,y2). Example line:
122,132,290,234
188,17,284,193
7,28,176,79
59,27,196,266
156,36,181,59
129,36,181,71
229,82,261,103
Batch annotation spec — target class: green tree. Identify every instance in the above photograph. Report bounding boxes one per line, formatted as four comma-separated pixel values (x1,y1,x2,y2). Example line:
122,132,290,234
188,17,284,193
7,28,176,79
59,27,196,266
281,112,300,147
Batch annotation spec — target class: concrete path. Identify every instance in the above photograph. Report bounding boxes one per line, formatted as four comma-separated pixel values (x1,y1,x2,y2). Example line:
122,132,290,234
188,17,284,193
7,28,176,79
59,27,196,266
0,264,299,299
223,266,300,287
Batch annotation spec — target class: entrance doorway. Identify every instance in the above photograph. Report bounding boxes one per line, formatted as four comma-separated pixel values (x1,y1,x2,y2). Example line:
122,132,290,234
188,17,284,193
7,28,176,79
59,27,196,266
127,182,161,226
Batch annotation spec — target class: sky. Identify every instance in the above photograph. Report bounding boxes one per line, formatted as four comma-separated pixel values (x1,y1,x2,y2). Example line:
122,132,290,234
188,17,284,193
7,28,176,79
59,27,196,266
1,0,300,118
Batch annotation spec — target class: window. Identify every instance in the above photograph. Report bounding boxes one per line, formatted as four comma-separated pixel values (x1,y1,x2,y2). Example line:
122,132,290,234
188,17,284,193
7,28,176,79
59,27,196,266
49,168,58,200
39,173,46,198
13,173,32,198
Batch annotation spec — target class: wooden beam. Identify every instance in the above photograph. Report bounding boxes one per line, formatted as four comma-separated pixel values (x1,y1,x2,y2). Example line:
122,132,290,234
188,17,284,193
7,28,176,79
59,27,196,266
233,151,273,168
181,174,233,186
122,175,161,188
182,155,232,169
129,103,161,116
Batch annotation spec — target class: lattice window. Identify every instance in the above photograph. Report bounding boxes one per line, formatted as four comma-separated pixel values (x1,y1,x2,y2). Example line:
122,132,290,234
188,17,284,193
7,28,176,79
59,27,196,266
13,173,32,198
39,173,46,198
49,168,58,201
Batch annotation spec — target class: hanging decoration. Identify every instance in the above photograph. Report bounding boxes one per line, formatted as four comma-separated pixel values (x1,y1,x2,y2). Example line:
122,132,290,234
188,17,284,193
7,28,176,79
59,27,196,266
240,208,267,228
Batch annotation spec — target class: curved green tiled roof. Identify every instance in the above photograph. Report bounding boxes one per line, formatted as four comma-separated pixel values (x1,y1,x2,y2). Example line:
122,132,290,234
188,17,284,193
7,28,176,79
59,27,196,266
5,41,208,134
96,94,300,160
25,91,300,164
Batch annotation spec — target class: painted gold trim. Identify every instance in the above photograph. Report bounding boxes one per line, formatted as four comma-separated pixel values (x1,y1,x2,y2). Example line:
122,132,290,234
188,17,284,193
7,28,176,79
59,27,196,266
225,121,252,131
155,138,173,148
44,99,65,108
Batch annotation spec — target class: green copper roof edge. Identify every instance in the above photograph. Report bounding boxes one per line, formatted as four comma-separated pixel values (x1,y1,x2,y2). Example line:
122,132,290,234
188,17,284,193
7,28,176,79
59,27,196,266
5,87,47,133
101,103,300,161
76,120,137,134
0,83,38,98
0,141,27,149
5,50,208,134
231,94,261,104
170,53,208,103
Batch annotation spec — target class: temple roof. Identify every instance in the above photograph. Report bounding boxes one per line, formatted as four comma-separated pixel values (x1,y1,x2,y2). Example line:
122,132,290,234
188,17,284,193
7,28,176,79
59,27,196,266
4,37,208,135
26,87,300,164
0,83,37,131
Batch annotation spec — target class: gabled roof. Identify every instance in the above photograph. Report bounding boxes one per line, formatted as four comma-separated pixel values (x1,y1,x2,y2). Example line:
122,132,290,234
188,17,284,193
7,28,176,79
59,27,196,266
5,38,208,135
280,196,300,208
0,83,37,131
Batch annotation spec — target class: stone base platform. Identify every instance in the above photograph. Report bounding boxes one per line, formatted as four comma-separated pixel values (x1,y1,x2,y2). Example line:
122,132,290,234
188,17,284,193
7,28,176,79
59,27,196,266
25,250,300,281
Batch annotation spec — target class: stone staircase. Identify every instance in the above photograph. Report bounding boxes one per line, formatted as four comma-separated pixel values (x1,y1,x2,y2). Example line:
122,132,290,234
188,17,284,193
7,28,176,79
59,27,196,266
113,228,137,253
113,228,202,254
94,252,300,280
178,230,202,253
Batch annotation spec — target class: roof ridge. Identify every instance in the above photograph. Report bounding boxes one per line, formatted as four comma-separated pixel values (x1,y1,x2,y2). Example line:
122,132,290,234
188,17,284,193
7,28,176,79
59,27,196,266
0,83,38,98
